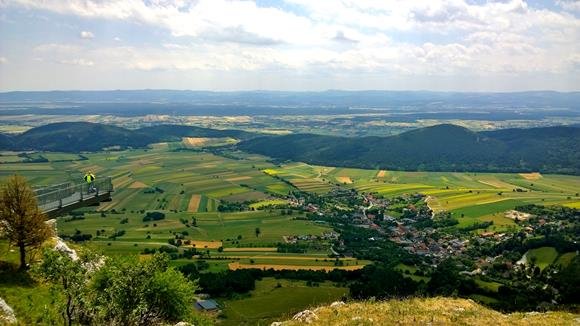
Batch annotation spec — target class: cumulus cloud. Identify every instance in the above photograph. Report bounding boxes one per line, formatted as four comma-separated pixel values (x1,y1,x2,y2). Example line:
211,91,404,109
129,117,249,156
557,0,580,13
0,0,579,89
80,31,94,39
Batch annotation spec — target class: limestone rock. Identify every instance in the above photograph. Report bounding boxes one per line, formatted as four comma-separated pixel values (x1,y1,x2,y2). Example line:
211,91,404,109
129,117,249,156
330,301,345,308
0,297,17,324
54,237,79,261
292,309,318,324
174,322,194,326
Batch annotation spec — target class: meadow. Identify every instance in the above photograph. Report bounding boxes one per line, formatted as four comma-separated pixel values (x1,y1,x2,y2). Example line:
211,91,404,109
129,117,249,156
219,277,348,326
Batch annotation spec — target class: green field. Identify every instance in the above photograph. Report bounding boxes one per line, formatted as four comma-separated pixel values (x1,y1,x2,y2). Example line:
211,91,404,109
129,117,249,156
1,141,579,324
266,164,579,232
525,247,560,270
395,263,430,283
220,277,348,325
0,148,294,212
1,146,578,264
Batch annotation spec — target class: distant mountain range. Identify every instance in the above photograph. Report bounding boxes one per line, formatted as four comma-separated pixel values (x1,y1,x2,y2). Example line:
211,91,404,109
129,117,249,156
1,122,578,174
1,89,579,107
238,124,580,175
0,90,578,118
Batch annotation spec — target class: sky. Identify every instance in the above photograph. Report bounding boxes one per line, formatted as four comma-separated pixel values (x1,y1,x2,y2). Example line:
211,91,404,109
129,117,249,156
0,0,579,92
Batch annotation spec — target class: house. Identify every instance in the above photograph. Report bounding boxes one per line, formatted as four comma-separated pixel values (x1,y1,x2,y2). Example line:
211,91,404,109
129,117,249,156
195,299,219,311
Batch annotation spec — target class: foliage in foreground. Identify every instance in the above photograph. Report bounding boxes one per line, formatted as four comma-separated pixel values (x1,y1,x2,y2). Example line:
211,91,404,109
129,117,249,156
34,250,206,326
0,175,51,270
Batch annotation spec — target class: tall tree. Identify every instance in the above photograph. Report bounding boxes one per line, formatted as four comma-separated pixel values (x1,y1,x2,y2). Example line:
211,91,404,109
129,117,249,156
0,175,51,270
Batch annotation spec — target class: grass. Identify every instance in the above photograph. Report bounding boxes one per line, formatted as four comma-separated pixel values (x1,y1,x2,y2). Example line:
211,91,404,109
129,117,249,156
0,240,60,325
526,247,559,270
395,263,430,283
56,210,334,269
279,297,579,326
555,252,577,267
474,277,503,292
220,277,348,326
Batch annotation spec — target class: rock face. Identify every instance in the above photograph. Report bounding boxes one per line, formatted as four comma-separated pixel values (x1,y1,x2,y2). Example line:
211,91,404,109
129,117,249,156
292,310,318,324
54,237,79,261
330,301,345,308
0,297,17,324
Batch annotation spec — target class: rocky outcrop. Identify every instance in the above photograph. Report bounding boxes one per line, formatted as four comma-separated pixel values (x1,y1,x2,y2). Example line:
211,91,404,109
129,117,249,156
274,298,580,326
0,297,17,324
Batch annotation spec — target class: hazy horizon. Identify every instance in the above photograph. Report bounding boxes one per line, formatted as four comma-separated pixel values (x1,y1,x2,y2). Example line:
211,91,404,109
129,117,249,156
1,88,579,94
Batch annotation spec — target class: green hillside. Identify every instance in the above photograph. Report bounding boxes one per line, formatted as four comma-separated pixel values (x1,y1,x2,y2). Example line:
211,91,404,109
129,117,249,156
0,122,255,152
238,124,580,174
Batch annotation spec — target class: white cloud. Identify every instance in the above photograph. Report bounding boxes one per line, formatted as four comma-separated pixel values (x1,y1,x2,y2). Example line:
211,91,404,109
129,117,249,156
557,0,580,13
80,31,94,39
58,58,95,66
1,0,579,90
0,56,7,64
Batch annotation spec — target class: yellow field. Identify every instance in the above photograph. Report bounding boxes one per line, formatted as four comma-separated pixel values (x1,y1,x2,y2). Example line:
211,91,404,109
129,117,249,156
262,169,278,175
336,176,353,184
224,255,357,261
228,262,365,271
128,181,148,189
223,247,277,252
187,194,201,212
226,176,252,182
182,137,210,147
564,201,580,208
187,240,222,249
520,172,542,180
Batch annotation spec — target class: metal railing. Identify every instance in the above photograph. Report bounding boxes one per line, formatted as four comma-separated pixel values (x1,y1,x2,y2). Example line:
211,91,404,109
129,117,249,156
34,176,113,212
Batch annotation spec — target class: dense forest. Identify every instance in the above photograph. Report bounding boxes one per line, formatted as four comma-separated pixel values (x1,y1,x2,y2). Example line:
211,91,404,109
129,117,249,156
238,124,580,174
0,122,254,152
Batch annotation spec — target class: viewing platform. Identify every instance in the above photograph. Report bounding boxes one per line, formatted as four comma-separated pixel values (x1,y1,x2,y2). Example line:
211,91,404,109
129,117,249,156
35,177,113,218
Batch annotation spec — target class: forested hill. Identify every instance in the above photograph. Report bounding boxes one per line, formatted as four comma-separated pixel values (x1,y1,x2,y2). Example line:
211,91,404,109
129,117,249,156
237,124,580,175
0,122,255,152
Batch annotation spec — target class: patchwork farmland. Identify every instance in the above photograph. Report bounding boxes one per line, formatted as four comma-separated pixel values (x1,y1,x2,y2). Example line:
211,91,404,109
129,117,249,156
1,144,578,271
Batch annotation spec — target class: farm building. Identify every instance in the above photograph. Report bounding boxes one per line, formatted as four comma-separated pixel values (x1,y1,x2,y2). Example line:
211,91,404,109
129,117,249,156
195,299,219,311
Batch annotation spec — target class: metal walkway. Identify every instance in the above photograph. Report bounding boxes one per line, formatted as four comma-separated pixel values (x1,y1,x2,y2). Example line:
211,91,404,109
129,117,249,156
35,177,113,218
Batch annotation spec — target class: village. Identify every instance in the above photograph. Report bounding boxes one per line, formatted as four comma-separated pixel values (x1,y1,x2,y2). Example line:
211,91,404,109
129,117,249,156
287,186,577,275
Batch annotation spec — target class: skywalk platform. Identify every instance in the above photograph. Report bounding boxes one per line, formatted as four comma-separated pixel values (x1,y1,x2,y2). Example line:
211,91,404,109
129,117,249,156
35,177,113,218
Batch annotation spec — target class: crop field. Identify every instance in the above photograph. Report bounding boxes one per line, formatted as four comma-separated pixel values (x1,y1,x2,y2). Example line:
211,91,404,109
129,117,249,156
182,137,238,148
1,145,577,238
266,163,579,232
220,277,348,326
1,145,578,271
54,209,342,271
0,147,295,212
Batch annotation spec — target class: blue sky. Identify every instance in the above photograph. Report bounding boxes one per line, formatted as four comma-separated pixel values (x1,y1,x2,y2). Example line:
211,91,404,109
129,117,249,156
0,0,578,91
